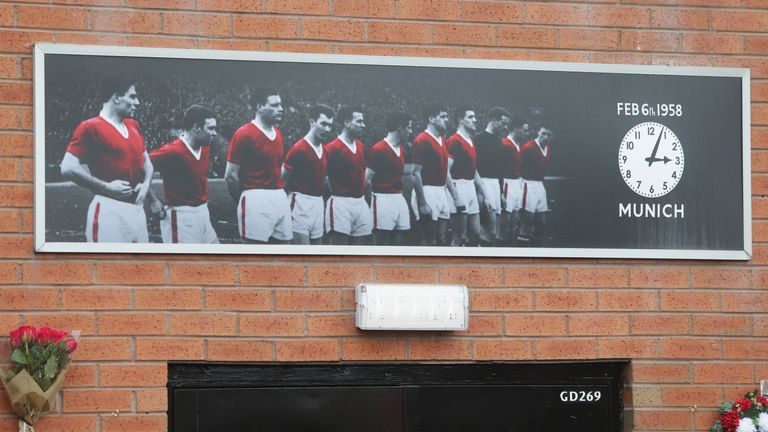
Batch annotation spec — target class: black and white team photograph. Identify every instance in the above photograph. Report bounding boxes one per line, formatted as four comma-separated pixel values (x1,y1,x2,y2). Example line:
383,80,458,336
37,45,749,258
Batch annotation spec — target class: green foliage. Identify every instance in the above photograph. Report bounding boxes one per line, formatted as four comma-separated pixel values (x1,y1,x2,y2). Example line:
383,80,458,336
7,339,72,392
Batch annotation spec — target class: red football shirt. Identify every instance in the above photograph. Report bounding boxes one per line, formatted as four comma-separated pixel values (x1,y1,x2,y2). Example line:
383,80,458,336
227,122,284,190
66,116,147,187
500,137,522,179
367,139,404,194
412,131,448,187
520,140,550,181
283,138,327,197
325,137,366,198
447,133,477,181
149,138,210,206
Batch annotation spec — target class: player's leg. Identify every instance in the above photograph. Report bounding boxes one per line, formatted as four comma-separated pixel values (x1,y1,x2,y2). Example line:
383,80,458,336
437,218,449,245
326,196,352,245
373,229,391,245
451,212,467,246
467,213,482,246
350,198,373,245
420,219,438,245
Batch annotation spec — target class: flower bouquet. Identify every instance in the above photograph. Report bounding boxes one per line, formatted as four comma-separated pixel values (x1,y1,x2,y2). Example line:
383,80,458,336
1,326,78,432
711,390,768,432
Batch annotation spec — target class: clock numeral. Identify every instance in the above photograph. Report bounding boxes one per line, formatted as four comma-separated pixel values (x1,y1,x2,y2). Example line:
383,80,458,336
675,157,680,165
636,180,641,188
663,182,668,191
625,170,632,179
634,131,640,139
649,185,654,194
672,142,677,151
662,130,667,139
672,171,677,179
621,155,627,163
626,142,634,150
648,126,655,135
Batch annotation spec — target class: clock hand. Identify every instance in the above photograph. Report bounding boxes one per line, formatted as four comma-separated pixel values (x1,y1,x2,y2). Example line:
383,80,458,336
645,127,665,166
662,156,671,164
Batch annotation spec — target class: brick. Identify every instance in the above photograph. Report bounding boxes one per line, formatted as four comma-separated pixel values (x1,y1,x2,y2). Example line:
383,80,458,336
127,0,194,7
398,46,465,58
0,58,17,79
634,410,691,430
535,290,596,311
197,0,261,12
207,339,273,361
335,44,399,56
334,0,396,18
632,314,689,335
0,110,19,130
756,153,768,175
504,313,566,336
756,104,768,126
127,35,198,49
163,12,231,37
96,262,166,285
651,8,710,30
205,288,271,311
342,338,406,360
136,388,168,412
307,314,359,336
374,265,438,283
660,291,720,312
756,174,768,194
465,315,502,335
136,337,205,360
367,22,431,45
536,338,597,360
559,28,619,50
713,10,768,32
747,36,768,55
280,286,343,308
620,30,682,52
91,10,162,33
266,0,329,15
398,0,461,21
63,389,131,413
692,268,750,288
307,264,374,287
527,3,587,26
465,47,528,61
440,265,503,287
199,39,267,51
758,315,768,335
18,5,88,30
0,288,58,310
233,16,299,39
276,339,339,361
683,33,742,54
62,288,130,310
170,313,236,336
134,287,202,310
598,338,658,358
34,416,97,432
694,363,753,384
101,364,167,387
0,262,18,284
757,270,768,289
503,265,566,288
632,385,662,407
62,364,97,388
76,337,131,361
495,27,558,49
662,386,723,406
0,184,32,206
240,314,305,336
569,314,629,336
0,314,19,337
410,338,472,360
0,209,20,232
102,415,166,432
599,290,657,311
170,263,235,285
24,312,96,335
659,338,721,359
569,266,628,288
242,264,305,286
723,338,768,358
19,158,32,182
23,262,92,285
471,290,532,311
0,159,18,181
54,32,127,46
433,23,495,47
0,236,34,258
755,84,768,103
21,209,32,233
632,363,690,383
474,339,532,360
99,312,166,336
0,134,32,156
693,315,750,335
589,6,649,28
461,1,523,23
267,40,333,53
0,30,54,53
301,18,365,41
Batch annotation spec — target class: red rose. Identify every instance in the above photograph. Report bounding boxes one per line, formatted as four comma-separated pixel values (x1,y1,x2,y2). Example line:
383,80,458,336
757,396,768,406
65,337,78,353
720,409,741,432
37,326,55,344
736,398,752,412
9,325,38,348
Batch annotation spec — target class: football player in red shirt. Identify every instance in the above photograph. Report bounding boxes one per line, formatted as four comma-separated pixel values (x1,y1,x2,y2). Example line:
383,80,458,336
519,124,554,245
148,105,219,244
225,87,292,244
411,104,460,246
366,112,413,246
60,73,154,243
447,106,491,247
499,115,530,244
325,106,372,245
282,104,334,245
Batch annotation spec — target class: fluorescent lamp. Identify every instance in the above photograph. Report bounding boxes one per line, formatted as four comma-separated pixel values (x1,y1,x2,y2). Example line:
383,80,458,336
355,284,469,331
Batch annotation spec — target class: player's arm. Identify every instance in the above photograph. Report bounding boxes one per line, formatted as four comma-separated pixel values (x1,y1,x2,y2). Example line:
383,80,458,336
446,158,463,209
224,162,241,201
60,152,135,200
134,151,154,206
473,170,492,211
364,167,375,204
281,165,292,194
411,164,432,218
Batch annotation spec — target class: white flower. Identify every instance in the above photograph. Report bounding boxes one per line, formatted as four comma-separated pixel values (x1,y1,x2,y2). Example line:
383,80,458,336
737,418,757,432
758,412,768,432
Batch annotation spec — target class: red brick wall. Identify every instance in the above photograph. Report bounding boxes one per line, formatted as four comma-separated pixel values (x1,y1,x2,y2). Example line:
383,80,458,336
0,1,766,431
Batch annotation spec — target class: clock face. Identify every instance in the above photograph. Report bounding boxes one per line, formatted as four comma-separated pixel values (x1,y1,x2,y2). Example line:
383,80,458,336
618,121,684,198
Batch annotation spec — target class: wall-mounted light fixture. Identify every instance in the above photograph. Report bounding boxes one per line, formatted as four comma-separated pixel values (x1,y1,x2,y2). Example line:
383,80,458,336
355,284,469,331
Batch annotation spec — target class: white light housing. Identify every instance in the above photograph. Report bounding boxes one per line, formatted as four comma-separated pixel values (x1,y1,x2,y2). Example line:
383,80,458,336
355,284,469,331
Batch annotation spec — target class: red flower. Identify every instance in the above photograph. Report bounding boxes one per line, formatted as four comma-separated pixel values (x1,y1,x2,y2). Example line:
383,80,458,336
736,397,753,412
9,325,38,348
720,409,741,432
757,396,768,406
65,338,78,353
37,327,67,344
